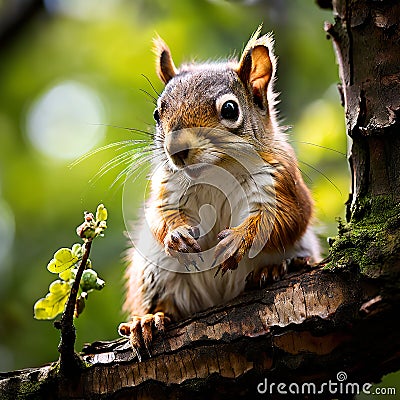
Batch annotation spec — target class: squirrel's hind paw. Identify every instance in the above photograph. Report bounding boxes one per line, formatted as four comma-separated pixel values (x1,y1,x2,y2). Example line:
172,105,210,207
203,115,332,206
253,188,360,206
245,260,288,290
118,312,170,361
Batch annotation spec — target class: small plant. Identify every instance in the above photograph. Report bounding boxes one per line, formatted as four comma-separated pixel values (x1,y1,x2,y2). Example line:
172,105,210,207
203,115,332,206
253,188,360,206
34,204,108,376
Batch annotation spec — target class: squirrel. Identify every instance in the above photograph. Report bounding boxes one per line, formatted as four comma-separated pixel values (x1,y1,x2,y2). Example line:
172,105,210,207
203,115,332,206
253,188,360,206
118,27,320,357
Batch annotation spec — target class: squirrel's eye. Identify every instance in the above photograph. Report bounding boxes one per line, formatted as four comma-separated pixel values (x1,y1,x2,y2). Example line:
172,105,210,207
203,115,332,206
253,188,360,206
220,100,239,121
153,109,160,123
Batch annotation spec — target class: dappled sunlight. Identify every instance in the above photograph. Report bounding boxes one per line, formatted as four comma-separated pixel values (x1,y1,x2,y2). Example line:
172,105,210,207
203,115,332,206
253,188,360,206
25,81,106,161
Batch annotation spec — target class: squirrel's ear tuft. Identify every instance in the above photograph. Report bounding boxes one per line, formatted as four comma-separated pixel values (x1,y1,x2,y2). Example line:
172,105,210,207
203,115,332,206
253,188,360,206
236,27,274,110
153,36,177,84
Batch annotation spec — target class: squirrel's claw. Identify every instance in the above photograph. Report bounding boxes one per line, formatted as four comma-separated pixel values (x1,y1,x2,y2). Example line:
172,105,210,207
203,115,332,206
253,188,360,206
245,260,288,290
118,312,170,360
165,225,203,270
213,228,245,277
165,225,201,254
214,256,239,277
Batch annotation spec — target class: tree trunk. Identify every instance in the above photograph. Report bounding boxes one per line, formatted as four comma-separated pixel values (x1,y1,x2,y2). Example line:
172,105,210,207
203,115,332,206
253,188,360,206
325,0,400,278
1,1,400,398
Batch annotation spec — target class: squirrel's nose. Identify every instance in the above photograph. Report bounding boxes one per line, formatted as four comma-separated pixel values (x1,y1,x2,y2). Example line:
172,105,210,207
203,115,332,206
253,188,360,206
165,130,192,167
173,149,189,165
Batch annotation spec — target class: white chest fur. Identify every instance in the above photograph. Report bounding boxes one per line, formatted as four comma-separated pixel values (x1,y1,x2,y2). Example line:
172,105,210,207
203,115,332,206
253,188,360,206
129,161,318,319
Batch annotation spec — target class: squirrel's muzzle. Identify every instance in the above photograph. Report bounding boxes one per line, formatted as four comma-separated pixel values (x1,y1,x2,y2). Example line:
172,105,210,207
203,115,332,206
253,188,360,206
164,129,198,168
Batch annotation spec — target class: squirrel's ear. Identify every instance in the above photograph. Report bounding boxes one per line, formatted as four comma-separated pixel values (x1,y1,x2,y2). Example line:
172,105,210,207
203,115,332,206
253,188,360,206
237,29,274,109
153,36,177,84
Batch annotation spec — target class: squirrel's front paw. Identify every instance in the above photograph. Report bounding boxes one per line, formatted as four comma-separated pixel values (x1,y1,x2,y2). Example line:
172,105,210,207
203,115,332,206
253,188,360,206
213,228,246,276
164,225,202,270
118,312,170,361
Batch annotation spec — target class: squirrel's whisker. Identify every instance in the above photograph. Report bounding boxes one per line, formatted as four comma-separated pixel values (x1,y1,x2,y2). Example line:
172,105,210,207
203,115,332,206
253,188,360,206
69,139,151,169
296,166,314,186
87,123,155,139
294,140,346,156
114,151,167,188
98,150,158,189
140,88,158,105
282,139,346,157
141,73,161,97
298,160,342,196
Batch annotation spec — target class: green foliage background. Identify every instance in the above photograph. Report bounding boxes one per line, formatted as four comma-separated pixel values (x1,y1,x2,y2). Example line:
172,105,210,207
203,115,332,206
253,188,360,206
0,0,349,371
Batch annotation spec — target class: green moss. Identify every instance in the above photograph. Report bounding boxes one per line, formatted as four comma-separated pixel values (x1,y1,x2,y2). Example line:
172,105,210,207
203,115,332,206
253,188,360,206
325,195,400,278
11,372,55,400
5,358,95,400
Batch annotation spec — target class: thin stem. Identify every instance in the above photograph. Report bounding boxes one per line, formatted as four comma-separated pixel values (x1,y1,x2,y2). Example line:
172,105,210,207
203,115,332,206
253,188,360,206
58,239,93,376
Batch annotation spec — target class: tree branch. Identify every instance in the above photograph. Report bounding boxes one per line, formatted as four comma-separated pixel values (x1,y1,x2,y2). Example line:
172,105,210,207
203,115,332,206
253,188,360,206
57,240,93,377
1,267,399,399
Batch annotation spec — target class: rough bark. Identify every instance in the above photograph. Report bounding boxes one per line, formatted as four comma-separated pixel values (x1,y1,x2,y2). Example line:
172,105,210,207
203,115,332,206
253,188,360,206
1,0,400,398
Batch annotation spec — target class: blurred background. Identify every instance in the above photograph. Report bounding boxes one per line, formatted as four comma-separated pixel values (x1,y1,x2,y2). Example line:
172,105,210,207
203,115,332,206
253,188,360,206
0,0,350,372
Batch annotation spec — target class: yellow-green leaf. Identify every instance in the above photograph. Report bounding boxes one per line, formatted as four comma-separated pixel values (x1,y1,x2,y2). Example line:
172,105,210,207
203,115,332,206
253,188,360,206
47,248,79,273
34,280,70,320
71,243,83,258
59,268,75,282
96,204,108,222
54,248,77,265
49,280,70,295
46,259,58,273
